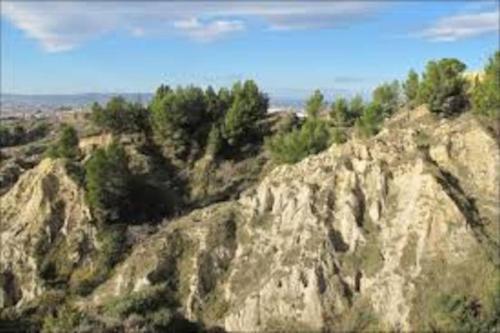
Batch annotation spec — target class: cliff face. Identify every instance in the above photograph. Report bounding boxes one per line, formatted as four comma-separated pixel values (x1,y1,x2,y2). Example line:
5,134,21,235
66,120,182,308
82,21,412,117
1,108,498,331
0,159,95,308
85,108,499,331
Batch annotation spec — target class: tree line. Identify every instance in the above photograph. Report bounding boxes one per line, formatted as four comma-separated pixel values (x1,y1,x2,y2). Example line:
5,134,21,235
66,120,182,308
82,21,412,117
46,51,499,224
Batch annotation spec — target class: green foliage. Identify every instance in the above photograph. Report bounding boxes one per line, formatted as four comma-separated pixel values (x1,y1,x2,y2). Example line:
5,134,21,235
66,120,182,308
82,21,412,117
223,80,268,146
0,125,26,147
330,97,350,126
46,125,79,159
431,290,500,333
349,94,365,120
85,142,131,223
266,118,331,164
104,285,176,319
42,306,82,333
419,58,468,116
205,86,227,122
150,85,208,158
403,69,420,106
91,97,148,134
206,124,223,156
0,122,50,148
332,127,347,144
372,80,400,117
305,89,325,118
472,51,500,118
71,224,126,295
355,103,384,138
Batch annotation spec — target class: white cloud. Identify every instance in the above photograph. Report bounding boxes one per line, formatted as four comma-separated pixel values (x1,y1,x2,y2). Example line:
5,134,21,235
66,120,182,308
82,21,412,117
420,10,499,42
173,18,244,42
1,1,379,52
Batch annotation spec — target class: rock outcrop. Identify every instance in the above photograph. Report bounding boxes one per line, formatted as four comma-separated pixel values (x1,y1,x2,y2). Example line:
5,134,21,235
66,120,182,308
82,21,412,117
0,159,95,308
1,108,498,331
81,109,499,331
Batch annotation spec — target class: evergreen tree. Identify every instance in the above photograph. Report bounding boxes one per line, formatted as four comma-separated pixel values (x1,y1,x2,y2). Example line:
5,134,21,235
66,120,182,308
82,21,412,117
266,118,330,164
349,94,365,121
47,125,79,159
91,97,148,134
330,97,350,126
223,80,268,146
419,58,468,116
403,69,420,106
85,142,131,223
372,80,400,117
472,51,500,118
150,85,207,157
355,103,384,138
305,89,325,118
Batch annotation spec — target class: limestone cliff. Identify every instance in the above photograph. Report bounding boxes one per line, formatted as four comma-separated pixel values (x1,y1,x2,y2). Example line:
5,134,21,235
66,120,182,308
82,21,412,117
84,109,499,331
0,159,95,308
1,108,499,332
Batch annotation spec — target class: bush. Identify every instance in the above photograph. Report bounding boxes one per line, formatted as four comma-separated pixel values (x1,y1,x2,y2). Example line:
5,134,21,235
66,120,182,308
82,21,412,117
71,224,126,295
472,51,500,118
332,127,347,144
223,80,268,146
403,69,420,107
46,125,79,159
349,94,365,121
266,118,331,164
85,142,131,223
206,124,224,157
104,285,177,319
372,80,400,117
150,85,209,158
42,306,82,333
431,290,500,333
330,97,350,126
91,97,148,134
305,89,326,118
419,58,468,116
355,103,384,138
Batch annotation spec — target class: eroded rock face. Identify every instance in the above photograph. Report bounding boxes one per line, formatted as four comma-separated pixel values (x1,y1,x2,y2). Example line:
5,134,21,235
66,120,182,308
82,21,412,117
0,108,497,331
0,159,95,308
83,109,499,331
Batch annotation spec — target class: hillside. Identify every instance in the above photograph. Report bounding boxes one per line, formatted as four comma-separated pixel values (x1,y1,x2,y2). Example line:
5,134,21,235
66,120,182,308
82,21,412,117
1,106,498,332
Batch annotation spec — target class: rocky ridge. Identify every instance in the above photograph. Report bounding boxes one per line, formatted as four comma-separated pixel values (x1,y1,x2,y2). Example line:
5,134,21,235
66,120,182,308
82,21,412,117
1,107,499,331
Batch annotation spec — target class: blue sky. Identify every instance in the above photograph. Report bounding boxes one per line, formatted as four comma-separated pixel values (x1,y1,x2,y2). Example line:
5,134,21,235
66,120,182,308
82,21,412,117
1,1,498,100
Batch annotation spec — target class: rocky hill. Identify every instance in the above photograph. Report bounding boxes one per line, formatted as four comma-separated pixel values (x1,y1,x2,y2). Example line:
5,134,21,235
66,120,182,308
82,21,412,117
1,107,499,332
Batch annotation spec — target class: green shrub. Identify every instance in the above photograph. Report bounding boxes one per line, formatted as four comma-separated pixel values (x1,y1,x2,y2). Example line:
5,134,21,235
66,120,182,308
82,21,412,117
431,290,500,333
266,118,331,164
472,51,500,118
85,142,131,223
372,80,401,117
403,69,420,107
305,89,326,118
330,97,350,126
419,58,468,116
206,124,224,157
332,127,347,144
91,97,149,134
71,224,126,295
223,80,268,146
104,285,176,319
355,103,384,138
150,85,209,158
46,125,79,159
42,306,82,333
349,94,365,122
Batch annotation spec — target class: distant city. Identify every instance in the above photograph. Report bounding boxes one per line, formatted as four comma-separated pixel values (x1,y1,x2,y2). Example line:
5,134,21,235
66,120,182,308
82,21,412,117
0,93,306,119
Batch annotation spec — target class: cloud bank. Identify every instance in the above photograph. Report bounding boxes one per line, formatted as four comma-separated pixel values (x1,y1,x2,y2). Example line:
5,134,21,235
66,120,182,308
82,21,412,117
2,1,379,52
420,10,499,42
